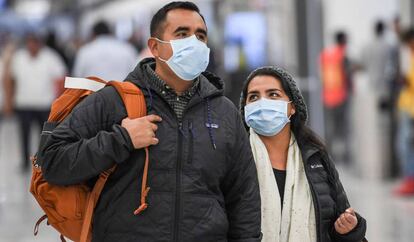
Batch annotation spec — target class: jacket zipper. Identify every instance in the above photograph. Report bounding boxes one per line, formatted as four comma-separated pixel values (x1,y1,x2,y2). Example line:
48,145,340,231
304,163,322,242
187,120,194,164
174,123,183,242
149,89,208,241
149,91,183,242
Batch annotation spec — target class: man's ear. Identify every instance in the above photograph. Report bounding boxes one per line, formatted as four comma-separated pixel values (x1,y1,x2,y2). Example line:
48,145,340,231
148,38,159,57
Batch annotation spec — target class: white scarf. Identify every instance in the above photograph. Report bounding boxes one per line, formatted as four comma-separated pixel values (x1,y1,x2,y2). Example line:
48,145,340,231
249,129,317,242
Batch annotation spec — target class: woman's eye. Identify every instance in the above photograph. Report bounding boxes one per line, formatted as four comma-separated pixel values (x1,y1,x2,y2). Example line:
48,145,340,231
269,92,280,98
248,95,258,101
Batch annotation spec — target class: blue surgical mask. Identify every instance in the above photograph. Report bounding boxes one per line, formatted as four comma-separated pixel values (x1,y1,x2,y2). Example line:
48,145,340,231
244,98,291,136
155,35,210,81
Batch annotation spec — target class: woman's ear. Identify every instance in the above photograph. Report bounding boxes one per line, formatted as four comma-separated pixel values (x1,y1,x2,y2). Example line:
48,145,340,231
290,103,296,116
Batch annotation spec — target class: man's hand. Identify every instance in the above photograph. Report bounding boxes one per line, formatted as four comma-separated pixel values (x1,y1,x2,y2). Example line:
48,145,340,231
121,114,162,149
334,208,358,235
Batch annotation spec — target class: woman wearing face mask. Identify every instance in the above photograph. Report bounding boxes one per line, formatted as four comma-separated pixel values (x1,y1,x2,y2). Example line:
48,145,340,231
240,67,367,242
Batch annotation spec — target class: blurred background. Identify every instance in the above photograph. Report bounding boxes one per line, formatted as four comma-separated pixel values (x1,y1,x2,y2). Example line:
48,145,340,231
0,0,414,241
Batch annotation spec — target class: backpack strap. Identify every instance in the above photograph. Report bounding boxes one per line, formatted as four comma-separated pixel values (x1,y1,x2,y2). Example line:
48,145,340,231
79,81,149,242
109,81,146,118
80,168,115,242
108,81,150,215
48,77,107,122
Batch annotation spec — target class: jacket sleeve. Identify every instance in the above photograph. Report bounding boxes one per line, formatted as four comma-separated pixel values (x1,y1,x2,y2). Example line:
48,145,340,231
38,89,135,186
222,112,262,242
332,212,367,242
327,158,367,242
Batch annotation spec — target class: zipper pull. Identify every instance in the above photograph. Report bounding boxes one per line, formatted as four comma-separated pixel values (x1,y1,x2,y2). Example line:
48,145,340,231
188,121,193,132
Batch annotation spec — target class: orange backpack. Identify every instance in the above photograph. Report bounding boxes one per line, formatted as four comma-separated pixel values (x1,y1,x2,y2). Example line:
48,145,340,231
30,77,150,242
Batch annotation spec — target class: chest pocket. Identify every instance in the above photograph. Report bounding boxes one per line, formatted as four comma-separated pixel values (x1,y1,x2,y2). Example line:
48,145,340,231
184,116,228,168
179,110,231,196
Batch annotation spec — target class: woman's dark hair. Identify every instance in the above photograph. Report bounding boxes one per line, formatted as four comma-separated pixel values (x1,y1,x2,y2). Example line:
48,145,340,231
240,67,327,154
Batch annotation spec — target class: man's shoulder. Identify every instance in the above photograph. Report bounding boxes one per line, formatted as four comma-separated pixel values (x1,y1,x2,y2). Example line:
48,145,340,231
210,95,241,123
72,85,122,113
11,48,27,61
213,95,238,109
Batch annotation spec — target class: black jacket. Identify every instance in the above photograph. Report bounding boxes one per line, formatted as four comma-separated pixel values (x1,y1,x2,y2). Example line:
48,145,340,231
38,58,262,242
299,141,367,242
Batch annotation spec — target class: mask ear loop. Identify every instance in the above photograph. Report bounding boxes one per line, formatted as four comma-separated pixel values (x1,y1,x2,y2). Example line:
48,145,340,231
151,37,171,62
287,101,294,121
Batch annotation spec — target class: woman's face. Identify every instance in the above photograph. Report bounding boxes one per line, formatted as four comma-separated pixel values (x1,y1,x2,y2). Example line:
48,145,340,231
246,75,296,117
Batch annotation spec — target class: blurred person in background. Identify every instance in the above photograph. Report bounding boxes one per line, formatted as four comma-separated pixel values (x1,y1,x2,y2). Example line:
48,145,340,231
128,29,146,55
394,28,414,196
1,31,17,118
359,20,394,170
360,21,393,106
387,16,404,176
72,20,138,80
240,66,367,242
5,33,66,172
319,31,353,164
0,33,7,120
45,31,70,96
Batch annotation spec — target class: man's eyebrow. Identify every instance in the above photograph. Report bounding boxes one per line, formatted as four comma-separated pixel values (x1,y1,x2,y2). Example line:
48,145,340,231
173,26,207,36
173,26,190,33
195,28,207,36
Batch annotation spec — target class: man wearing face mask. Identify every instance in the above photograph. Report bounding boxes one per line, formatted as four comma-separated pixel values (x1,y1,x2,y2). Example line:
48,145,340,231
38,2,262,242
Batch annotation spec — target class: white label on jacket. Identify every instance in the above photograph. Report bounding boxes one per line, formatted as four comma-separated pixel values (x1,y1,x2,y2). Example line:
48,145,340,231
64,77,107,92
310,164,323,169
205,123,219,129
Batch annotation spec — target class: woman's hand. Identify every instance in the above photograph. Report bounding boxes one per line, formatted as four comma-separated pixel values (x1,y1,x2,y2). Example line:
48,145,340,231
334,208,358,234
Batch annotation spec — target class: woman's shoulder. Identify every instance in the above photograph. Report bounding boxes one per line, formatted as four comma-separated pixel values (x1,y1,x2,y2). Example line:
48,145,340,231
298,141,339,177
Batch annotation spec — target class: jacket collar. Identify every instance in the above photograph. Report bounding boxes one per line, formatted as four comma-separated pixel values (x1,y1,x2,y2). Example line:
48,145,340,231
125,58,224,100
298,141,321,164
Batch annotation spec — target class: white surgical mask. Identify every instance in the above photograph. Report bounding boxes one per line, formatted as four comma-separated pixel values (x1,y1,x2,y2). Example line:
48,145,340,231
154,35,210,81
244,98,292,136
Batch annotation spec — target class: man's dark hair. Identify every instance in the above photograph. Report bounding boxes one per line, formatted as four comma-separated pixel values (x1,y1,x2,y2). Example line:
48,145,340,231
375,21,385,37
150,1,205,38
335,31,347,45
93,21,111,36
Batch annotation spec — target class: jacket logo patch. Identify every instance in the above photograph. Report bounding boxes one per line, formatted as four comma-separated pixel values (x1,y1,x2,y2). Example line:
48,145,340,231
310,164,323,169
205,123,219,129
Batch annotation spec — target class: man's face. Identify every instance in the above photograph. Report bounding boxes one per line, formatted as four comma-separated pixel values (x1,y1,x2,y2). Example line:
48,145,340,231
149,8,208,61
26,36,41,57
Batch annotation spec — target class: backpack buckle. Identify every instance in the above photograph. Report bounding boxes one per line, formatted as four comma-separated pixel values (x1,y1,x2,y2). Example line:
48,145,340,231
31,156,41,168
100,171,110,179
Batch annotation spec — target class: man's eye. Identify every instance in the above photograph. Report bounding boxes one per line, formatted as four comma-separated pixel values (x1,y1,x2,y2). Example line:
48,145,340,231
177,32,187,38
197,34,206,41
